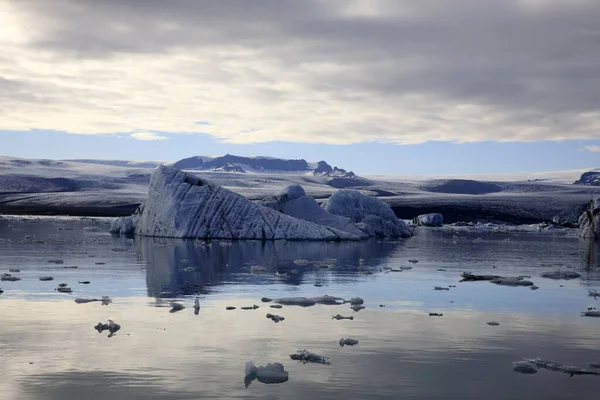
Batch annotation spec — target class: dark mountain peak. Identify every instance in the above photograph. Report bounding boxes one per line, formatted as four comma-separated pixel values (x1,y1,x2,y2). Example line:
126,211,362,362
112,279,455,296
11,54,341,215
574,171,600,186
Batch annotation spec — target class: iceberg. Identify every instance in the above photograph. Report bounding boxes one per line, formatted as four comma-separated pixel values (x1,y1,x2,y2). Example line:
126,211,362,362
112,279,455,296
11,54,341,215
578,198,600,240
111,166,413,240
110,166,359,240
321,189,413,238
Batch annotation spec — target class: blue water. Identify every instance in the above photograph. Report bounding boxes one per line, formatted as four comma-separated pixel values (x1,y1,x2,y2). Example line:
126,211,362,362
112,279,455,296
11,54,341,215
1,216,599,399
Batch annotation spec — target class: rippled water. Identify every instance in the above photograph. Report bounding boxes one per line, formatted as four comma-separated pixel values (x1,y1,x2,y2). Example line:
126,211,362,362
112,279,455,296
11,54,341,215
1,216,599,399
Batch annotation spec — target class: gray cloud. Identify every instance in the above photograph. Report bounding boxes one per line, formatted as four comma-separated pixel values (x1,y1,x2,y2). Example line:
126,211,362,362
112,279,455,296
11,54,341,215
1,0,599,144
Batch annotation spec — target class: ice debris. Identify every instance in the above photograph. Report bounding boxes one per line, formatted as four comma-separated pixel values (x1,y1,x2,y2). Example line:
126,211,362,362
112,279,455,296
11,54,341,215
581,310,600,317
1,273,20,281
270,304,283,309
275,295,346,307
332,314,353,320
540,271,581,280
512,361,538,374
349,297,364,305
589,289,600,299
525,358,600,377
339,338,359,347
413,213,443,227
170,302,185,313
487,322,500,326
290,349,331,364
244,361,289,387
266,313,285,323
94,319,121,338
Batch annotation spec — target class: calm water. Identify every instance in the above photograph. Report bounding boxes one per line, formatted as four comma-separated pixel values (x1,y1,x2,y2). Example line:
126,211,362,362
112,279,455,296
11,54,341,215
1,216,599,399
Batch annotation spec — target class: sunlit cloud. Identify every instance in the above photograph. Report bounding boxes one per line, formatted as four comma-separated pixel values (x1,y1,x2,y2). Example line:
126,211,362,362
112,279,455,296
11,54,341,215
131,132,167,141
1,0,599,145
585,145,600,152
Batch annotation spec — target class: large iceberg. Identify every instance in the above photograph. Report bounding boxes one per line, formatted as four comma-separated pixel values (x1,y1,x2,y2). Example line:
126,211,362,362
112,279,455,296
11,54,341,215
322,189,413,238
110,166,361,240
578,198,599,240
109,166,411,240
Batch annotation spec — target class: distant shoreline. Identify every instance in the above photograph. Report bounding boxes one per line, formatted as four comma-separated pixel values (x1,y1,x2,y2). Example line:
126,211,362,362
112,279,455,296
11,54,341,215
0,204,138,218
0,201,575,225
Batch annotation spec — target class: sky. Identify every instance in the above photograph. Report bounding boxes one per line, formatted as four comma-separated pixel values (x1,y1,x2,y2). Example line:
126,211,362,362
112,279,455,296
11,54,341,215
1,0,599,175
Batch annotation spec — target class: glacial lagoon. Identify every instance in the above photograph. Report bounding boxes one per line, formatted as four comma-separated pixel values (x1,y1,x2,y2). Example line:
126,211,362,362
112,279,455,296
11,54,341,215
1,216,600,399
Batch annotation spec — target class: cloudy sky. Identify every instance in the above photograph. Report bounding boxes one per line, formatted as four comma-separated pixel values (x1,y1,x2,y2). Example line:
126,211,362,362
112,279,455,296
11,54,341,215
1,0,599,174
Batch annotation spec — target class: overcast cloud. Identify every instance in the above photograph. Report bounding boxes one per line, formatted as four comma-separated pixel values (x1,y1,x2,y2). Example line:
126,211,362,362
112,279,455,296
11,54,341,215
1,0,599,144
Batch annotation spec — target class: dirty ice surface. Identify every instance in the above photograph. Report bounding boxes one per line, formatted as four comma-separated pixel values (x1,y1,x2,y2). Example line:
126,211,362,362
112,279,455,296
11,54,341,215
1,216,600,400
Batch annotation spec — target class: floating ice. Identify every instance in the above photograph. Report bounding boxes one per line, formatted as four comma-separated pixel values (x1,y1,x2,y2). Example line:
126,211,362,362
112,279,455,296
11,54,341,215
540,270,582,280
339,338,359,347
413,213,444,227
512,361,538,374
244,361,289,387
290,349,331,365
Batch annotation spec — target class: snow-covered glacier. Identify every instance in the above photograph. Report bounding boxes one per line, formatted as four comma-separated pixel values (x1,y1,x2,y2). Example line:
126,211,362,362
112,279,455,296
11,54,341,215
110,166,412,240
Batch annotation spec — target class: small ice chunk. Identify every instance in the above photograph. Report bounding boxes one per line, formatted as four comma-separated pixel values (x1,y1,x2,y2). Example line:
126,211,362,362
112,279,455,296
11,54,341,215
351,305,365,312
244,361,289,387
434,286,449,291
266,313,285,323
1,273,20,281
540,271,581,280
170,302,185,313
47,259,64,264
512,361,538,374
39,276,54,281
95,319,121,337
349,297,364,305
261,297,273,302
581,311,600,317
588,289,599,299
8,268,20,272
293,259,309,265
250,265,268,274
491,277,533,287
487,321,500,326
75,298,100,304
339,338,359,347
332,314,353,320
290,349,331,364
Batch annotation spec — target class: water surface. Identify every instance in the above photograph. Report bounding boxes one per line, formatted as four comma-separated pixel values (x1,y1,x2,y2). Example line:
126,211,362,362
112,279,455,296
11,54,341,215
1,216,599,399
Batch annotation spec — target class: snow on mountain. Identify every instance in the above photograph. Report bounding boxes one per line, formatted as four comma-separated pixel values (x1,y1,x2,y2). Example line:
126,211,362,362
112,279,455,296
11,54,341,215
63,159,166,169
573,171,600,186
